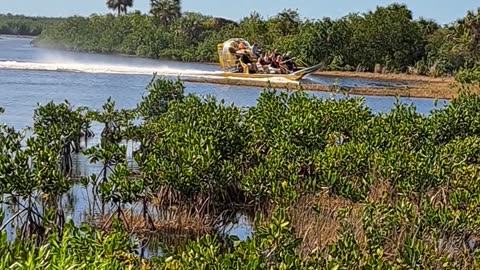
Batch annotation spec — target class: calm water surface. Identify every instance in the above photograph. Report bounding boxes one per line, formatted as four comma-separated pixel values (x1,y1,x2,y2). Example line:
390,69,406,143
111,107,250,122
0,35,449,246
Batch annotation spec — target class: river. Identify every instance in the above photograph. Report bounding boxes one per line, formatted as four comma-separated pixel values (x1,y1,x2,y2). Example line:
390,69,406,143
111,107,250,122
0,35,447,253
0,35,447,129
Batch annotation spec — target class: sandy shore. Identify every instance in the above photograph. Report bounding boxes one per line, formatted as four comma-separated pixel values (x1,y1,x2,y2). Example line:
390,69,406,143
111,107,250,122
313,71,463,99
313,71,454,83
184,72,473,100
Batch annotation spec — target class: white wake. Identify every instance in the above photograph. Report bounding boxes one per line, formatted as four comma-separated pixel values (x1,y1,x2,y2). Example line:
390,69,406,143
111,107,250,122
0,60,298,84
0,60,219,77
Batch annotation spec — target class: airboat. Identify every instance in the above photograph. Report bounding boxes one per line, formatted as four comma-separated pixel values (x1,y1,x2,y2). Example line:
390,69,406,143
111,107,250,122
216,38,323,81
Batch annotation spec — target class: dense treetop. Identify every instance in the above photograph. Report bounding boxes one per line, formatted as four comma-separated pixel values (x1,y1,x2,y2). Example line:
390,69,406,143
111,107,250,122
4,4,480,76
25,4,480,76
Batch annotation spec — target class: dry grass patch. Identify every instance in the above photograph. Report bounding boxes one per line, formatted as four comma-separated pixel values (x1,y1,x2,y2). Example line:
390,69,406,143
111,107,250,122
288,191,365,256
90,207,215,238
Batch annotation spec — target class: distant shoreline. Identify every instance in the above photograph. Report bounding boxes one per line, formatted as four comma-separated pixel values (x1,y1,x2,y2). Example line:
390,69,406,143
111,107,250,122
31,42,455,82
0,34,36,39
27,38,468,100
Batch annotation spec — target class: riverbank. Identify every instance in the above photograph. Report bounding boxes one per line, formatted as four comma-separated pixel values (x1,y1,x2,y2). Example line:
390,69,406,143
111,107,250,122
27,36,469,99
314,71,453,83
312,71,463,99
185,73,467,100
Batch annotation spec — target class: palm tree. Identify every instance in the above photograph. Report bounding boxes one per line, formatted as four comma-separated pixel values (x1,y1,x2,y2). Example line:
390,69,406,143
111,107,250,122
106,0,134,16
122,0,134,15
150,0,181,26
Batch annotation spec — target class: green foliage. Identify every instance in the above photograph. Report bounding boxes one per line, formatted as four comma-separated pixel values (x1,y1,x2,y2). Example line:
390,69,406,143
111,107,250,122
2,101,84,199
141,94,246,205
455,65,480,83
106,0,134,16
101,162,144,205
34,101,88,148
361,101,430,151
429,90,480,144
5,78,480,268
32,3,480,76
158,209,305,269
89,97,135,144
242,91,372,203
0,120,32,197
348,4,425,72
150,0,181,27
0,218,141,269
137,75,185,122
313,142,373,201
0,14,62,36
34,100,90,175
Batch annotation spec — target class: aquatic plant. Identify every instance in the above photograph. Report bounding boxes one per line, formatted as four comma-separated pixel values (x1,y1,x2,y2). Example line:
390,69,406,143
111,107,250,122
140,94,246,211
1,111,73,240
0,214,143,269
157,209,305,269
33,101,92,174
3,78,480,268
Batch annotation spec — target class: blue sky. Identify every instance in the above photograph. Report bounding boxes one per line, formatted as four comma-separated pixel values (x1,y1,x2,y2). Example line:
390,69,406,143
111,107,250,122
4,0,480,24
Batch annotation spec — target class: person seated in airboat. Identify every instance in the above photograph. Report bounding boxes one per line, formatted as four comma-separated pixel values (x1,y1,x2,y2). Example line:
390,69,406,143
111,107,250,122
218,38,298,75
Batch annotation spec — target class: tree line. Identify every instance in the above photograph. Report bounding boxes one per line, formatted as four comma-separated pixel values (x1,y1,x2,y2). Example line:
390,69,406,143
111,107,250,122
7,2,480,77
0,14,63,36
